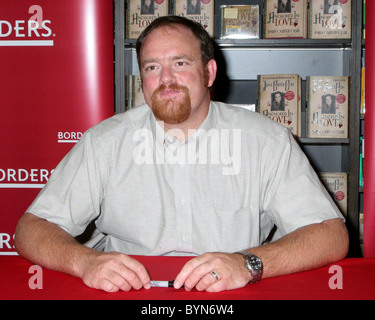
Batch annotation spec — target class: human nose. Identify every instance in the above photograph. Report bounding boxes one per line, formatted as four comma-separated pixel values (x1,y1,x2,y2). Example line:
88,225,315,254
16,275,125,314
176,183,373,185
160,66,175,86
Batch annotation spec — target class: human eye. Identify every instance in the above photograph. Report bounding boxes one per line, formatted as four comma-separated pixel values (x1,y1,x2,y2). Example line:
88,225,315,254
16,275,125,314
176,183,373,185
143,63,159,73
175,61,188,67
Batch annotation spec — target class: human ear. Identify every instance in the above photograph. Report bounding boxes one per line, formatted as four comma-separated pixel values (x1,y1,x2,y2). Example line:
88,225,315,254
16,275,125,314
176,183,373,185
206,59,217,88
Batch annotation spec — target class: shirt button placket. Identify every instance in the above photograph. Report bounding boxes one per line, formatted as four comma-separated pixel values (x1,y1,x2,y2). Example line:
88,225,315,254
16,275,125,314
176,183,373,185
173,145,192,251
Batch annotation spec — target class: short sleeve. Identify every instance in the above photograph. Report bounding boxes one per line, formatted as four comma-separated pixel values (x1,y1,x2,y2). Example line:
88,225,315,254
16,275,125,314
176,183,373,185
262,129,344,237
26,131,108,237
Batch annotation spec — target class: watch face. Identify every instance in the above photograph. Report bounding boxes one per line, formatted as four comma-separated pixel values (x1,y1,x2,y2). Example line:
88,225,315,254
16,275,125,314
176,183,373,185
238,251,263,283
250,256,262,271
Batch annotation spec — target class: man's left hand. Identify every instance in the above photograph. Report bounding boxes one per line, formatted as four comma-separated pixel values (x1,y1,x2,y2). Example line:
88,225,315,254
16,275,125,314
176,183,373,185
173,252,251,292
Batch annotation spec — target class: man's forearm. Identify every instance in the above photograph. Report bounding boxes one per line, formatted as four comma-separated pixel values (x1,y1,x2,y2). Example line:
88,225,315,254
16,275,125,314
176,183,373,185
173,218,349,293
247,218,349,279
14,213,152,292
14,212,97,278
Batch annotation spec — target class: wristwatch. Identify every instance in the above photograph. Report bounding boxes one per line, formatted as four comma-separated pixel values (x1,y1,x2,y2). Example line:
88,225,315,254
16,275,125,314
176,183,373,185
236,250,263,284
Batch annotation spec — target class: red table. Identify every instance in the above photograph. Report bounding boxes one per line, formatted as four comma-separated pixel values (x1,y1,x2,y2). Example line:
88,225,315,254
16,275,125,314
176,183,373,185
0,256,374,300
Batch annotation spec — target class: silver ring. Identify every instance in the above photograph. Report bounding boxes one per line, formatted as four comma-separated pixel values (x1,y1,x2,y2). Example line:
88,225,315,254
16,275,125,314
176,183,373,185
210,271,219,281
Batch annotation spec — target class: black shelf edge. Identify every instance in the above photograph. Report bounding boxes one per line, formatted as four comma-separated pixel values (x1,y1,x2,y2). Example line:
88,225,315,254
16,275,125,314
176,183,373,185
298,138,350,145
125,39,136,46
214,39,352,48
125,38,352,49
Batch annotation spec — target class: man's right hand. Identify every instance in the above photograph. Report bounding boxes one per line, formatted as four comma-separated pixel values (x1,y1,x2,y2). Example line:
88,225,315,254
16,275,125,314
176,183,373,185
15,213,152,293
80,251,151,292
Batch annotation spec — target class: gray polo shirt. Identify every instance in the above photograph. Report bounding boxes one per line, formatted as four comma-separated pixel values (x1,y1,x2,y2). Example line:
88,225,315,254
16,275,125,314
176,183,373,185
27,101,343,256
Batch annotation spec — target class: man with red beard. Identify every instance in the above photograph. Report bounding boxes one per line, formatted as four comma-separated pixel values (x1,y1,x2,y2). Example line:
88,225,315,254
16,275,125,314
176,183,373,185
15,16,348,293
137,16,216,141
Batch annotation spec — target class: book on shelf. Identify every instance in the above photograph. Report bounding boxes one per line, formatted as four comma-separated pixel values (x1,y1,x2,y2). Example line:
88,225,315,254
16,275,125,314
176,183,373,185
360,212,363,254
319,172,347,216
363,0,366,40
309,0,352,39
257,74,301,137
360,136,364,187
306,76,349,139
126,75,146,110
263,0,308,39
220,5,260,40
126,0,169,39
173,0,214,37
361,67,365,114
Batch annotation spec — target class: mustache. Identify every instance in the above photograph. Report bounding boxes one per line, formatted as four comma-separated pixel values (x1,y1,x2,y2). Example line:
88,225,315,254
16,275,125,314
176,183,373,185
153,83,189,96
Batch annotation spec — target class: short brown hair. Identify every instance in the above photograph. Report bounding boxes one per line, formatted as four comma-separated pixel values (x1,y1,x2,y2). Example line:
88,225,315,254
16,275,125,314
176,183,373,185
136,16,215,68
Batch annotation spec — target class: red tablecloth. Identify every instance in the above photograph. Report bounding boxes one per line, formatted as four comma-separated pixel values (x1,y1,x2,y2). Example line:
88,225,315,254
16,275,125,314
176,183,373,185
0,256,374,300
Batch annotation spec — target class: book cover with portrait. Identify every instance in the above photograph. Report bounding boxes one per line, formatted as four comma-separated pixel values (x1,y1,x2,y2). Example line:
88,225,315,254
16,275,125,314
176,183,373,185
220,5,260,39
306,76,349,138
173,0,214,37
309,0,352,39
126,0,169,39
257,74,301,137
263,0,308,39
319,172,348,216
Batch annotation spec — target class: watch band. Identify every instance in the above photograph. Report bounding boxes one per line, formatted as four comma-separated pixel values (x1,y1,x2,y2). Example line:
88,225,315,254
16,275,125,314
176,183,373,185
236,250,263,284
